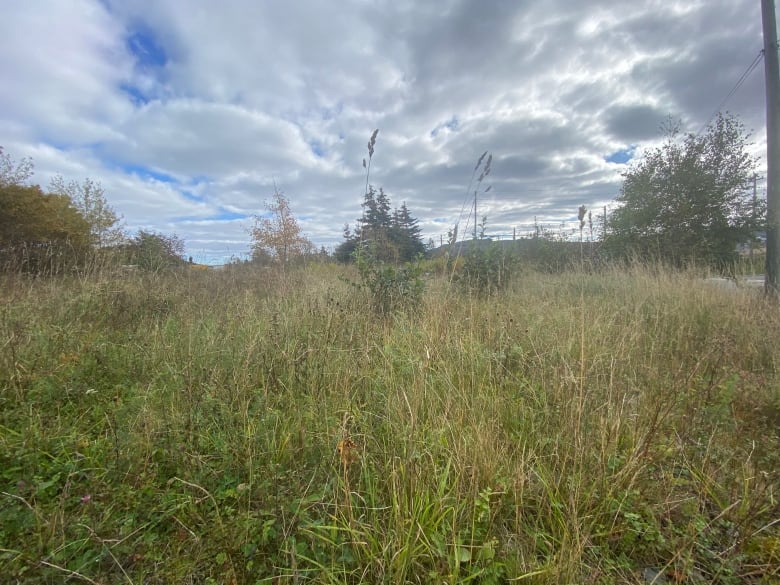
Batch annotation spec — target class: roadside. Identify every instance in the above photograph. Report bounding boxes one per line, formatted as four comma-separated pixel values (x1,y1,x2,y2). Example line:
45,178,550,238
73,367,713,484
705,274,765,289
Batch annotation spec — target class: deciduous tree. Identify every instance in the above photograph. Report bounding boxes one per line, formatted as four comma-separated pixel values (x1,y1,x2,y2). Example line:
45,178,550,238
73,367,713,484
0,184,91,273
0,146,34,187
50,176,125,248
250,188,314,267
605,113,761,267
126,230,186,272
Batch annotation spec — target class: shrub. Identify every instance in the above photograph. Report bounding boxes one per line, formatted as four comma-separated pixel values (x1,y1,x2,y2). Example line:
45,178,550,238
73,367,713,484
454,241,515,295
354,245,425,316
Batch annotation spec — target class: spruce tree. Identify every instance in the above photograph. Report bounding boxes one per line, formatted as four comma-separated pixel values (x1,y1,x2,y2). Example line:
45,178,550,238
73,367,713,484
338,187,425,263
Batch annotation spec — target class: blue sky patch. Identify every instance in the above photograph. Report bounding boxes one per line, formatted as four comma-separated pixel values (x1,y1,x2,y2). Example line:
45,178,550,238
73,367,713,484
214,211,248,221
127,26,168,69
605,146,636,164
308,140,325,157
431,116,459,138
180,190,205,203
120,82,150,106
121,163,176,184
431,116,460,138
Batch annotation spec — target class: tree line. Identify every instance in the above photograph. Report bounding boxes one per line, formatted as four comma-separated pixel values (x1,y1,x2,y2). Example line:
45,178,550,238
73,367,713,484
0,147,184,274
2,111,763,275
329,112,762,273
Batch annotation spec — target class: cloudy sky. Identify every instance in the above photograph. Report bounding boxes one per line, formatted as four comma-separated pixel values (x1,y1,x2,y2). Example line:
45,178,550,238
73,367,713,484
0,0,769,263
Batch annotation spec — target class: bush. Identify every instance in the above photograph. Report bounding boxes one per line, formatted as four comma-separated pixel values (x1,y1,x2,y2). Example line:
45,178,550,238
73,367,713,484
454,241,515,295
123,230,186,272
354,245,425,316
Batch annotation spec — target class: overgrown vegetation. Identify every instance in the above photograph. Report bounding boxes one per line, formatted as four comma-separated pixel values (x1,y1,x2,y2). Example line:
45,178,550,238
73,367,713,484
0,183,92,274
336,132,426,265
353,244,426,316
451,241,515,296
338,129,429,318
1,113,777,583
122,230,188,272
605,113,763,269
0,147,187,277
1,263,778,584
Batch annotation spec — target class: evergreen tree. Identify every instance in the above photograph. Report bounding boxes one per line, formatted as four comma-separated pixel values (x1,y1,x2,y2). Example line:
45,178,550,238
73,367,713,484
334,223,359,263
359,186,377,237
356,186,395,261
338,188,425,263
357,187,392,245
375,187,392,229
391,202,425,260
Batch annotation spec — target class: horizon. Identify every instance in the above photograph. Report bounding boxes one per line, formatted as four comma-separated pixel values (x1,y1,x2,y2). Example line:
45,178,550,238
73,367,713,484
0,0,770,264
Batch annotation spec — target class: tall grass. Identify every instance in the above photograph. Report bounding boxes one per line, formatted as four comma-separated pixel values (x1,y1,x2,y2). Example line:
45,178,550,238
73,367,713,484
1,264,778,583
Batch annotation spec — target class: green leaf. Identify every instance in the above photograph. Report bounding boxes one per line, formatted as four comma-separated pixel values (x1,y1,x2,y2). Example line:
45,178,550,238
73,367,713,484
456,547,471,563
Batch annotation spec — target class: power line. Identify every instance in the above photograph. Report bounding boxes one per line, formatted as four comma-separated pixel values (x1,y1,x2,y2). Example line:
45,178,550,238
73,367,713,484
698,49,764,134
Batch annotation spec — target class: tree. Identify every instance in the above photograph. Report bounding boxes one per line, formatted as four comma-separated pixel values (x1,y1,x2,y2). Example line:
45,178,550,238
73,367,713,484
126,230,186,272
49,176,125,248
250,188,314,267
334,223,359,263
391,201,426,260
337,188,426,264
0,146,34,187
605,113,761,267
356,186,392,252
0,183,91,273
0,148,93,274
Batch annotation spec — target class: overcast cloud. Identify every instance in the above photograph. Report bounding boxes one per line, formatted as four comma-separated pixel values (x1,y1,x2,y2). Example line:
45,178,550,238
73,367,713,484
0,0,768,263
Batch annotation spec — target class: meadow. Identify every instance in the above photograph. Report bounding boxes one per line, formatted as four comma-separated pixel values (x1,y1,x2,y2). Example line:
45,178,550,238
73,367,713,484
1,263,778,584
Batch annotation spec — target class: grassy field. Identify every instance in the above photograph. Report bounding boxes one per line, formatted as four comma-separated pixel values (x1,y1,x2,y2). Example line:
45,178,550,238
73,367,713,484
1,264,778,584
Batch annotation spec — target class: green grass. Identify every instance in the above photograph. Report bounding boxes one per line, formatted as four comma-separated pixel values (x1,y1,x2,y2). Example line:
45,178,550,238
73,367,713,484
1,264,778,584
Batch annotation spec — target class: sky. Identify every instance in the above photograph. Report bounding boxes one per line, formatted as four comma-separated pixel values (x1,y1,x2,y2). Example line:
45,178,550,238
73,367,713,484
0,0,770,264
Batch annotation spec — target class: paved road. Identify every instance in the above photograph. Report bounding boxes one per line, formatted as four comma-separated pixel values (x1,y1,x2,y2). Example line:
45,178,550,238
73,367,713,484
705,275,764,289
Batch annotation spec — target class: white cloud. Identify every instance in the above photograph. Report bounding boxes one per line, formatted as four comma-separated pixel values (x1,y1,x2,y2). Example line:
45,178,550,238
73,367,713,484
0,0,132,144
0,0,767,262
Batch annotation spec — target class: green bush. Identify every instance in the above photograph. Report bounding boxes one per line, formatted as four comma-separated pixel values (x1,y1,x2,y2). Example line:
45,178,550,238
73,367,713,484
354,245,425,316
454,241,515,295
124,230,186,272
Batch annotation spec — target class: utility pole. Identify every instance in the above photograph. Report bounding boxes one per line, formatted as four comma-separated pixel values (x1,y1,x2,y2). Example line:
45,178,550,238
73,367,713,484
473,190,478,240
751,174,757,265
763,0,780,296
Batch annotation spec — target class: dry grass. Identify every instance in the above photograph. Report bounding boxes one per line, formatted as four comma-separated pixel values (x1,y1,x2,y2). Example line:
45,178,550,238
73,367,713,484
0,263,778,583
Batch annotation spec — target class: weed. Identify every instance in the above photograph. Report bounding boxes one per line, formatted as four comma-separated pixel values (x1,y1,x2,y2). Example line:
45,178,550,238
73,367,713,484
353,245,426,316
454,241,515,296
0,264,778,583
